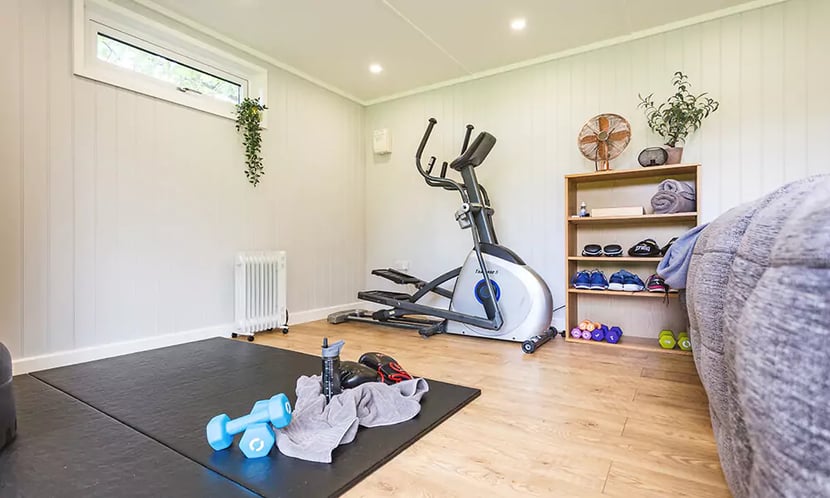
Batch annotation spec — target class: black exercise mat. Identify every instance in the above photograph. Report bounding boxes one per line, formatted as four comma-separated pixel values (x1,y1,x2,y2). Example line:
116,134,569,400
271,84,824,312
32,338,480,497
0,374,256,498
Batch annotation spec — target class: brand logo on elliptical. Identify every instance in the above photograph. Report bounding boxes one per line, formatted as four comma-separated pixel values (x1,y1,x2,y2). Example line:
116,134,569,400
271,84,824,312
475,269,499,275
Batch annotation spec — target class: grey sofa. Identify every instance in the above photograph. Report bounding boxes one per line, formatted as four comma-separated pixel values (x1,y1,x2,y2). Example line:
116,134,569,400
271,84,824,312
0,342,15,451
686,175,830,497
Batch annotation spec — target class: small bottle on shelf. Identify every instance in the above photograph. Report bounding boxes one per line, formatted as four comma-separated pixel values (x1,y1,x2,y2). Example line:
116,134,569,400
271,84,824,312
578,201,590,217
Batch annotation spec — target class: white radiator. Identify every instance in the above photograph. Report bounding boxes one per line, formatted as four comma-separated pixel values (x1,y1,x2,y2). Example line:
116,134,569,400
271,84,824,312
234,251,288,338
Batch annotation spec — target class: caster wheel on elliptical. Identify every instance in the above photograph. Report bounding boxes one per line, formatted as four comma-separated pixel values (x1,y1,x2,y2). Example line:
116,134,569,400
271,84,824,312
247,335,255,342
231,333,238,338
282,328,289,335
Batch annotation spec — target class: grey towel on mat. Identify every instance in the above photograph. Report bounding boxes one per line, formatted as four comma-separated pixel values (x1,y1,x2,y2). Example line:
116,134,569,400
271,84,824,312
658,179,696,196
651,190,696,214
275,375,429,463
656,223,708,289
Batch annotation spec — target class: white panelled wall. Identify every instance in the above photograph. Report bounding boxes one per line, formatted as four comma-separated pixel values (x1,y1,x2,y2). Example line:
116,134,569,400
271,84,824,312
2,0,828,367
0,0,365,366
364,0,830,329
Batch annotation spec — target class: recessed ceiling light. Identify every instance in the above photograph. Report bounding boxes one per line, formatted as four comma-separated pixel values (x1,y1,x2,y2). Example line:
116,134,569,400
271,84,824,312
510,18,527,31
369,63,383,74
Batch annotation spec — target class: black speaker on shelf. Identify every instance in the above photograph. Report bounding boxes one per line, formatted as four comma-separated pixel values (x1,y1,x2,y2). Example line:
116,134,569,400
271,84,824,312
638,147,669,167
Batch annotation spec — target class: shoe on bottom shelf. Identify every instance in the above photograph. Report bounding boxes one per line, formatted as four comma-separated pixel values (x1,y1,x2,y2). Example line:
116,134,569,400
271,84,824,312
589,270,609,290
609,270,645,292
622,271,646,292
608,270,626,291
646,273,669,293
571,270,592,289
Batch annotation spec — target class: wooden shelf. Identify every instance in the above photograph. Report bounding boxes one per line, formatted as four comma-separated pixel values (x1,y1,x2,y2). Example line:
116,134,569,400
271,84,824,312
564,163,699,357
568,256,662,262
568,288,679,299
568,213,697,225
565,163,700,184
565,335,692,356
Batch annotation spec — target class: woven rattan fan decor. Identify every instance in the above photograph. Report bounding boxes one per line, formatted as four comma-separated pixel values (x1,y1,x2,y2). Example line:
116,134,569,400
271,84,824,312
577,113,632,171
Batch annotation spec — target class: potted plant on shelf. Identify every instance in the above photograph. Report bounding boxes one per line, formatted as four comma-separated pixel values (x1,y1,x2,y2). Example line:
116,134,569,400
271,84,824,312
235,97,267,186
638,71,719,164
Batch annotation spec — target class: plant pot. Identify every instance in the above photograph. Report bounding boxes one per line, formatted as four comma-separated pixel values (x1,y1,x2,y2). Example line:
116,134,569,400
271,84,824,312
664,146,684,165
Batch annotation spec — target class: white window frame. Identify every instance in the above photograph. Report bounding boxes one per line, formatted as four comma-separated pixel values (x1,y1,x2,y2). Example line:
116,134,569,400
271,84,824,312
72,0,267,122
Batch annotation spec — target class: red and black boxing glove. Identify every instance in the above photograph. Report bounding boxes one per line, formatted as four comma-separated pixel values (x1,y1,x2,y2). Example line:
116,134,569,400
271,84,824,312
358,352,413,385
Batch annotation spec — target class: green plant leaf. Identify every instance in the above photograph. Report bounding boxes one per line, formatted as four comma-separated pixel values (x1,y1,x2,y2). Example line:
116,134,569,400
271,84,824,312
638,71,719,146
235,97,267,187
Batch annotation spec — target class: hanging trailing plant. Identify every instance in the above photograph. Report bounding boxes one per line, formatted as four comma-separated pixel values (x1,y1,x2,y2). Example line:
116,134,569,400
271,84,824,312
235,97,267,186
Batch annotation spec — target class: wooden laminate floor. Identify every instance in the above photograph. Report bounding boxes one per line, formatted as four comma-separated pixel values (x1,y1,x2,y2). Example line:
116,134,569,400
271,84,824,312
249,320,730,497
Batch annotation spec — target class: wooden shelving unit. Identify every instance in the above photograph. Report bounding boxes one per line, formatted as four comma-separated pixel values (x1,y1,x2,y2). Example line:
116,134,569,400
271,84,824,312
564,163,700,355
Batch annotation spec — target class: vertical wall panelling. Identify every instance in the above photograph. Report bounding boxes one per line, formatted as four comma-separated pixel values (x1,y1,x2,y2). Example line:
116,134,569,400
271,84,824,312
806,0,830,176
47,0,76,354
2,1,366,364
739,9,763,203
364,0,830,329
0,0,24,358
760,6,785,193
73,79,97,349
782,0,809,183
21,0,50,357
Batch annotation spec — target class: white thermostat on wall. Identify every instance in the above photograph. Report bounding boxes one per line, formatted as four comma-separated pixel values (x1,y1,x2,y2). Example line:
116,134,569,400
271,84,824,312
373,128,392,155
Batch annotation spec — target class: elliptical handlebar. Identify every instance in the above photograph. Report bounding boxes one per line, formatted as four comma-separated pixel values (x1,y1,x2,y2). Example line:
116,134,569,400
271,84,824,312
415,118,469,203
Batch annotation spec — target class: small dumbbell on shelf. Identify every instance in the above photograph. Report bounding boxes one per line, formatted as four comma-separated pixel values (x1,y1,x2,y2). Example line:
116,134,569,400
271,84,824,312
606,326,623,344
677,332,692,351
659,330,677,349
591,324,609,342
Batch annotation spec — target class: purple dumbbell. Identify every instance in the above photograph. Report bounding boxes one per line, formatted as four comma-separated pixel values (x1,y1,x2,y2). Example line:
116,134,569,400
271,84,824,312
570,327,582,339
606,326,624,344
591,324,608,341
580,330,592,340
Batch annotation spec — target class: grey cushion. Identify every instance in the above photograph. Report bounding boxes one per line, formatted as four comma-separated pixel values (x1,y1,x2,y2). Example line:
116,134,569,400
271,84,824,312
686,175,830,497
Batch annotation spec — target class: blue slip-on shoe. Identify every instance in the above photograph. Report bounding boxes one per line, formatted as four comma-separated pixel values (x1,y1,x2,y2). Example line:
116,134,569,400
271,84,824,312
571,270,592,289
589,270,609,290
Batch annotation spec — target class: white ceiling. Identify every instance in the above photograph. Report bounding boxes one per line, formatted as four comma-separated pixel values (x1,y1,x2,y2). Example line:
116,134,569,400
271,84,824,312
137,0,766,104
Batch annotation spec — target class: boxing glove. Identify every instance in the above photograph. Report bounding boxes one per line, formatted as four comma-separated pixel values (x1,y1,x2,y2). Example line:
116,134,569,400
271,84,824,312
358,352,413,385
339,361,380,389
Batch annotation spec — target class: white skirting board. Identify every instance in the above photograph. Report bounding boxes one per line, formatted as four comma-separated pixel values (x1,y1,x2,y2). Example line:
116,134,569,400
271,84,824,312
12,302,364,374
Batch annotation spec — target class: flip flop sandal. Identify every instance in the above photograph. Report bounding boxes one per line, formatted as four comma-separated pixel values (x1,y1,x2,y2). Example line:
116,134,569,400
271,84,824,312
661,237,678,256
582,244,602,257
602,244,623,257
628,239,661,257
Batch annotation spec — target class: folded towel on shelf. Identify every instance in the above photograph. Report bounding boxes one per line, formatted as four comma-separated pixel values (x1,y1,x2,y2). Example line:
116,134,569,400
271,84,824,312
651,191,696,214
658,179,696,197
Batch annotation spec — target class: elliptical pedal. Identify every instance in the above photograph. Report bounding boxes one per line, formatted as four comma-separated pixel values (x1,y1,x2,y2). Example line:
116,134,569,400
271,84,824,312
371,268,425,286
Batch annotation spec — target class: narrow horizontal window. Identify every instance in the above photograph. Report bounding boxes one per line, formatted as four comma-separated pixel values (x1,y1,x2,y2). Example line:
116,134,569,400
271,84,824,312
96,33,242,105
73,0,267,121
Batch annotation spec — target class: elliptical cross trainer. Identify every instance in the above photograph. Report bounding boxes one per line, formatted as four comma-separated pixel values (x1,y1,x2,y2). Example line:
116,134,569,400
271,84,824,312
329,118,554,343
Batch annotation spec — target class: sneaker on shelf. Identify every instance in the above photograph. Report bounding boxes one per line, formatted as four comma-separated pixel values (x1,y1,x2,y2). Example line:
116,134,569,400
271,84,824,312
608,270,626,291
622,270,646,292
647,273,669,293
571,270,592,289
589,269,609,290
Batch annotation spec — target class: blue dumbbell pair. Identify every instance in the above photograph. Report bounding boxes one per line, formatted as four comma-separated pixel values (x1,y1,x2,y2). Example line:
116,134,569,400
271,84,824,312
206,393,293,459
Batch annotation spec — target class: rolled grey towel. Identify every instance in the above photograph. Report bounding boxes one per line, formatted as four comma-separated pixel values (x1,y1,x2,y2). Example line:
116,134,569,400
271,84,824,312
658,179,696,197
651,191,696,214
